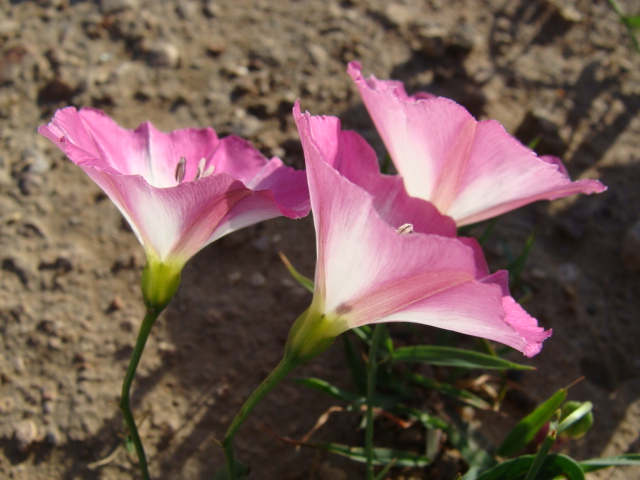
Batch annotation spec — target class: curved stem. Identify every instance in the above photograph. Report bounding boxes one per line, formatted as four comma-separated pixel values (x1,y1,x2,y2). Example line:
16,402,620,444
365,324,386,480
222,357,297,480
120,307,163,480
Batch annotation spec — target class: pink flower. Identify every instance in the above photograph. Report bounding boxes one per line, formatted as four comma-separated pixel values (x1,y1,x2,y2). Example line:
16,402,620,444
348,62,606,226
39,107,310,266
39,108,310,307
286,102,550,363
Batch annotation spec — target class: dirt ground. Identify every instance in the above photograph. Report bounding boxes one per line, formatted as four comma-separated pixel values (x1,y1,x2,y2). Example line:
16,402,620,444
1,0,640,479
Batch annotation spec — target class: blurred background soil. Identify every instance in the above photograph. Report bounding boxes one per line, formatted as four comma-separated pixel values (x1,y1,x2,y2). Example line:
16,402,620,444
1,0,639,478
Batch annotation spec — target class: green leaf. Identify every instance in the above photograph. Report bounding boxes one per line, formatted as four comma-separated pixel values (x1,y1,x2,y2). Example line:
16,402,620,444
304,442,432,467
279,252,314,293
543,455,585,480
393,346,534,370
391,404,451,431
580,453,640,472
623,14,640,28
474,456,534,480
293,377,363,404
497,389,567,457
407,372,493,410
475,454,584,480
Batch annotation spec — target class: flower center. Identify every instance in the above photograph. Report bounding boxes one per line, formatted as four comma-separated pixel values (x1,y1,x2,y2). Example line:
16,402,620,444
174,157,216,184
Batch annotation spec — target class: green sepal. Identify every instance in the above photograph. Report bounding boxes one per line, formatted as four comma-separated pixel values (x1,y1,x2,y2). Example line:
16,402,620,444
284,307,345,365
140,258,182,310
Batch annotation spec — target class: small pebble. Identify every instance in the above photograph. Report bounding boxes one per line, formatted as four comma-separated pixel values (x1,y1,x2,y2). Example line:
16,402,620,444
18,174,43,196
556,263,580,284
100,0,138,14
48,337,62,351
144,40,181,68
228,271,242,283
414,22,448,58
45,428,62,446
251,235,269,252
383,4,413,30
14,419,40,453
250,272,266,286
21,148,50,174
107,295,125,313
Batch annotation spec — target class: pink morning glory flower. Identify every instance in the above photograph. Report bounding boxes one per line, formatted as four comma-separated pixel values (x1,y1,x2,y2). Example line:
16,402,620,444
285,102,550,364
348,61,606,226
39,107,310,307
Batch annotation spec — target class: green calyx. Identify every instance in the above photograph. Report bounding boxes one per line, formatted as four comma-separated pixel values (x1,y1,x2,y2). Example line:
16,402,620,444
284,305,346,365
140,258,182,310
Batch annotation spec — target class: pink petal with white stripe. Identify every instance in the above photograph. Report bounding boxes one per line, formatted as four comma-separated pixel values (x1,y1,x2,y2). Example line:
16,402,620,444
294,102,550,357
348,62,606,226
39,107,310,266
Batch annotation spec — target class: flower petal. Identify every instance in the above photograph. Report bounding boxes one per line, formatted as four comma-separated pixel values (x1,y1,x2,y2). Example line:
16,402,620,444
348,61,606,225
293,103,456,238
39,107,310,265
38,107,222,188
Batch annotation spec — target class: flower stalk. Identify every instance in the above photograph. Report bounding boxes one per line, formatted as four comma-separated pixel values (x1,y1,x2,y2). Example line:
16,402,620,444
119,306,163,480
365,324,386,480
222,356,298,480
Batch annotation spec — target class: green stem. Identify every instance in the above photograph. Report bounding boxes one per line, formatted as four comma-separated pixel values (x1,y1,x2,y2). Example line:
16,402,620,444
524,427,556,480
119,307,163,480
365,324,386,480
222,356,298,480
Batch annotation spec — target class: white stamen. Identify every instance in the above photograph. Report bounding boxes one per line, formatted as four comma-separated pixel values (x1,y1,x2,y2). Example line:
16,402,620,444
174,157,187,183
396,223,414,235
202,160,215,178
194,157,206,180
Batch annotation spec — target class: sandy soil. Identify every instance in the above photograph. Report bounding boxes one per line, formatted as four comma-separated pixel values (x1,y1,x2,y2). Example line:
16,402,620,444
1,0,639,479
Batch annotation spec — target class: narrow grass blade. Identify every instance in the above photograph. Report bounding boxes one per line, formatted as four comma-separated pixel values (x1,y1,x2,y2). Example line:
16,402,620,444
294,377,363,404
497,389,567,458
475,454,584,480
407,373,492,410
393,346,534,370
304,442,432,467
391,404,450,430
557,401,593,435
373,459,397,480
580,454,640,473
523,429,556,480
279,252,314,293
